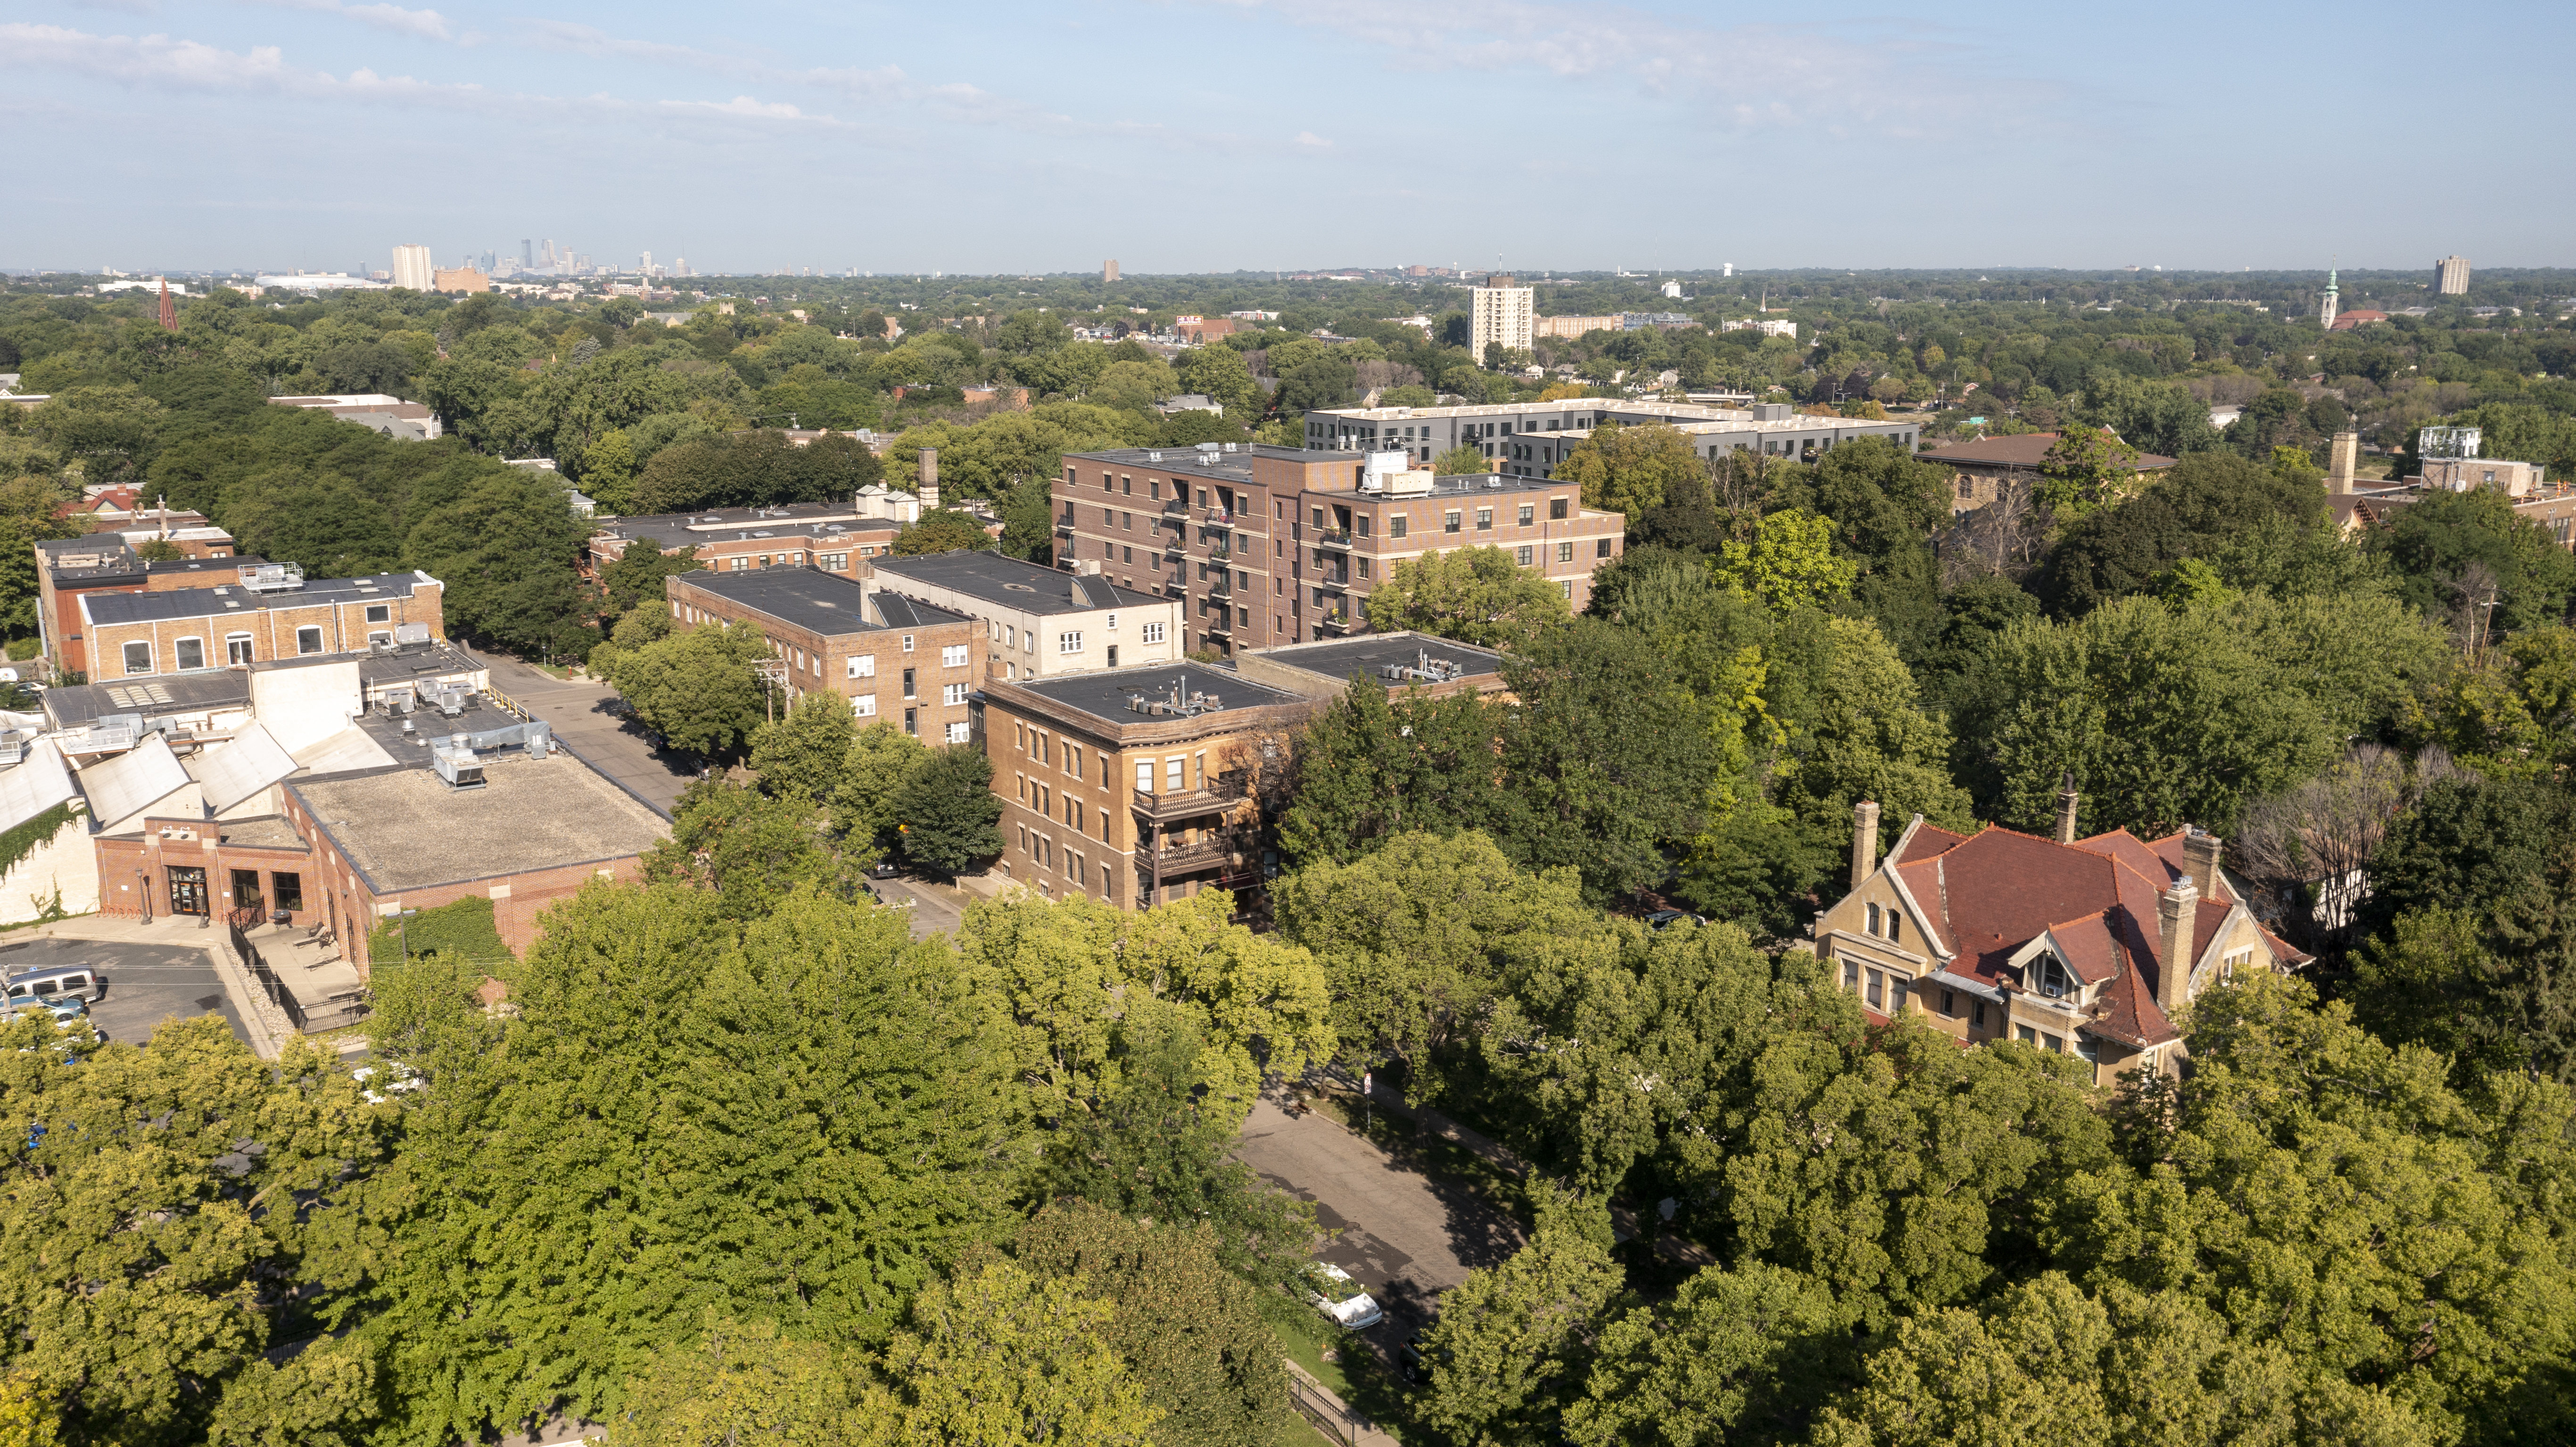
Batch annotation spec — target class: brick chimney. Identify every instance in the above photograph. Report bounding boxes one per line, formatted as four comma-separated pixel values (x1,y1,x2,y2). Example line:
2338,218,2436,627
2157,876,2198,1022
2055,771,2080,845
2182,829,2223,901
1851,799,1881,890
2328,430,2359,495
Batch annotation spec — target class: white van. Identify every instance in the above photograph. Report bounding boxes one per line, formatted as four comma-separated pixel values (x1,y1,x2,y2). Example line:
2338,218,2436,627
7,966,101,1005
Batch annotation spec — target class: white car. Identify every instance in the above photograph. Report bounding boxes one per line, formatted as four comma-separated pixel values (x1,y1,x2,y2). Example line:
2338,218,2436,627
1306,1263,1384,1330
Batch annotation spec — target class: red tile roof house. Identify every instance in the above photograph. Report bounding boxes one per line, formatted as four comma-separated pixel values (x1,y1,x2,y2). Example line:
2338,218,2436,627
1809,786,2308,1085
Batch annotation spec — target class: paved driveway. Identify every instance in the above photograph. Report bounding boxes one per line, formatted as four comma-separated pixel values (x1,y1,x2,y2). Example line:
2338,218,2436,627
477,652,697,814
0,937,249,1048
1235,1094,1524,1336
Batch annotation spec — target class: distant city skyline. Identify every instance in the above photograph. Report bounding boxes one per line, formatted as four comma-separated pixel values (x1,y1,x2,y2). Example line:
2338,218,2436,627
2,0,2569,273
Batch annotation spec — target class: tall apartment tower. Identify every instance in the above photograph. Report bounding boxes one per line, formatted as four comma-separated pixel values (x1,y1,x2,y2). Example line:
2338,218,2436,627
1104,259,1121,283
2436,255,2471,295
1470,274,1534,360
520,240,534,271
391,244,433,292
2320,266,2338,329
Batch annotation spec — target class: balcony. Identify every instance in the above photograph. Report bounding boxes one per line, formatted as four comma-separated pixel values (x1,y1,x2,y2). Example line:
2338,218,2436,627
1204,615,1234,637
1314,529,1354,550
1131,786,1245,822
1055,515,1076,534
1147,835,1258,878
1202,506,1235,525
1163,495,1190,514
1315,612,1354,634
1208,574,1233,598
1314,572,1350,591
1162,533,1187,555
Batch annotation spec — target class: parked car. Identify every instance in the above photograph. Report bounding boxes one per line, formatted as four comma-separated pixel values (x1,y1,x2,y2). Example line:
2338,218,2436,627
871,859,901,879
6,965,101,1005
1305,1263,1384,1330
1644,909,1706,930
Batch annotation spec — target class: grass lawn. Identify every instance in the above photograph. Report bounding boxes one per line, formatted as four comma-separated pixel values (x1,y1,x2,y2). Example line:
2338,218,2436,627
1269,1296,1412,1443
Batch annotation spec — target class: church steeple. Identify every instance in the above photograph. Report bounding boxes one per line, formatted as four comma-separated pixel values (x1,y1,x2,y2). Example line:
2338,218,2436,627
2320,262,2339,330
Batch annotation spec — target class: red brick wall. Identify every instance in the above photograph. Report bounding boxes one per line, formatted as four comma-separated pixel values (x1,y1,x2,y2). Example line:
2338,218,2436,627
667,574,985,743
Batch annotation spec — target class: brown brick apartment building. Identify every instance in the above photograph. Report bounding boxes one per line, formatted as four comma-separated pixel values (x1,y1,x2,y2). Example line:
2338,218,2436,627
37,542,267,678
1052,444,1626,656
667,567,983,742
80,568,445,682
977,662,1318,912
586,498,912,579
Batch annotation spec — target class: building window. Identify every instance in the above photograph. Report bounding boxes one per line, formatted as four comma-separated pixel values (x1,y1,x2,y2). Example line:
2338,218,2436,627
942,683,968,706
226,633,253,666
1390,514,1408,539
1939,989,1956,1016
1596,538,1613,558
1866,969,1884,1010
1866,902,1881,935
174,637,206,671
1561,580,1574,599
296,626,324,654
367,631,393,649
1444,510,1461,533
1517,504,1534,526
730,557,748,571
903,707,917,734
364,604,391,624
1551,497,1569,520
1558,541,1575,563
849,654,875,678
1516,545,1534,566
1059,631,1083,654
853,695,877,717
1475,508,1493,530
902,634,916,652
1888,914,1902,947
1106,645,1119,667
1973,1000,1988,1029
1842,959,1859,991
946,721,969,744
271,871,303,912
122,641,152,675
942,644,967,667
2016,1025,2038,1044
1891,977,1910,1013
901,668,916,698
1135,760,1153,792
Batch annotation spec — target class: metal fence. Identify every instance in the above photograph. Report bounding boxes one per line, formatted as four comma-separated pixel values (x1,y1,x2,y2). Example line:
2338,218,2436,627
1284,1359,1365,1447
229,924,372,1035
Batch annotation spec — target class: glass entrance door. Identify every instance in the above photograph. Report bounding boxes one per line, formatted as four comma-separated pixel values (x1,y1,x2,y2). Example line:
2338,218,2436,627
167,866,209,918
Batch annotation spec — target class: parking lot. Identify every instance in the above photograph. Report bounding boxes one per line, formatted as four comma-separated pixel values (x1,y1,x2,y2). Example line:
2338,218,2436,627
0,937,250,1048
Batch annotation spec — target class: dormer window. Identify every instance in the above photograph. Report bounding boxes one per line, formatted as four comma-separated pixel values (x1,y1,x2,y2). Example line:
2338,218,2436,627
2035,955,2074,999
1866,903,1881,935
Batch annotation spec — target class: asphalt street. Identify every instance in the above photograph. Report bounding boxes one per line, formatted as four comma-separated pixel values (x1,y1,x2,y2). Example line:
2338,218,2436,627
0,936,250,1048
1234,1093,1524,1338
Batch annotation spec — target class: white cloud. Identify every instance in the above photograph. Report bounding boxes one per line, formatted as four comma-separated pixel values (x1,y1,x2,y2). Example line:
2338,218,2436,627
241,0,453,41
659,95,843,126
1294,131,1331,149
1188,0,2037,138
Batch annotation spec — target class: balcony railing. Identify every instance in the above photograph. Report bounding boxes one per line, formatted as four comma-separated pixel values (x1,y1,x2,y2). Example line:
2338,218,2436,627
1314,529,1354,549
1163,495,1190,514
1208,575,1233,598
1203,506,1235,524
1131,785,1246,822
1314,572,1350,591
1148,836,1257,877
1315,612,1354,633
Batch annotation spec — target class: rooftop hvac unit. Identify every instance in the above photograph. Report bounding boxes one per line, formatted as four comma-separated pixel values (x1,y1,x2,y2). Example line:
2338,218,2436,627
393,621,432,645
1124,680,1221,717
1379,650,1465,685
429,741,484,789
238,562,304,592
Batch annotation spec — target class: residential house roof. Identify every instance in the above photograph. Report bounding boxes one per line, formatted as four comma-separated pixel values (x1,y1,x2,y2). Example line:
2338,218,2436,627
1916,433,2177,472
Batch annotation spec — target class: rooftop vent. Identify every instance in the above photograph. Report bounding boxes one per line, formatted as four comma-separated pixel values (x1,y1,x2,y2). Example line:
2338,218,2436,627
1124,678,1222,717
1379,650,1465,685
393,621,431,645
238,562,304,593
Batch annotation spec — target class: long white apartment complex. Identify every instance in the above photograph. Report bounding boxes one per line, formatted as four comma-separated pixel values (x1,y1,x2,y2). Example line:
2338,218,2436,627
1304,398,1923,477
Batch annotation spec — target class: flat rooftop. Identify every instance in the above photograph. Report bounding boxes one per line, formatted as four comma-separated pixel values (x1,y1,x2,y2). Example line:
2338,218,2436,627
45,670,252,729
1250,634,1506,683
1016,661,1302,726
594,502,906,551
290,748,669,893
252,639,483,687
869,549,1157,614
1062,443,1362,484
81,572,425,627
682,565,969,637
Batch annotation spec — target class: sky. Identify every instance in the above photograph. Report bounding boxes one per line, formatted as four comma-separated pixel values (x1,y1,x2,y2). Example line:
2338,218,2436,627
3,0,2570,277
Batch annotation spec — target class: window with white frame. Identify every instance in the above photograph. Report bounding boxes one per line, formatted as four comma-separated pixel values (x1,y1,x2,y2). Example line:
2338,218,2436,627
942,683,968,706
1141,622,1165,644
1106,612,1117,630
225,633,253,666
122,641,152,675
901,634,915,652
296,626,324,655
364,604,391,624
1135,760,1154,792
174,637,206,671
853,695,877,717
848,655,875,678
946,721,969,744
941,644,967,667
1059,631,1083,654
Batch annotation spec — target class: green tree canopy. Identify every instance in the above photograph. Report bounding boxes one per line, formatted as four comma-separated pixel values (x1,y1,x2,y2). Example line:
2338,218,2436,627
1553,421,1705,521
1362,545,1572,652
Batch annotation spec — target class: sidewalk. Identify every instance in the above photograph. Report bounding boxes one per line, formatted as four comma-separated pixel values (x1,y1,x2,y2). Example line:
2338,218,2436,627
1286,1358,1399,1447
2,913,289,1059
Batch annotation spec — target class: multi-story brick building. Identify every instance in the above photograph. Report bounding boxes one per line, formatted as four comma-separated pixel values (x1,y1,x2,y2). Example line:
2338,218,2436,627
1052,443,1627,655
585,493,919,580
81,567,446,682
1812,789,2308,1086
861,549,1181,683
1306,397,1923,473
666,567,983,743
976,662,1316,913
37,542,267,678
1230,632,1511,702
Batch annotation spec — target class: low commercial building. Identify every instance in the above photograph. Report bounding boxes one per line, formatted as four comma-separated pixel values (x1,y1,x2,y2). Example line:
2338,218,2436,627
1917,432,2176,512
80,567,446,682
978,662,1316,913
41,638,485,752
1813,789,2308,1086
666,567,983,743
36,543,265,678
862,550,1180,683
2326,429,2576,544
1305,397,1920,471
269,394,445,440
585,495,915,578
1231,632,1509,701
1054,443,1627,654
